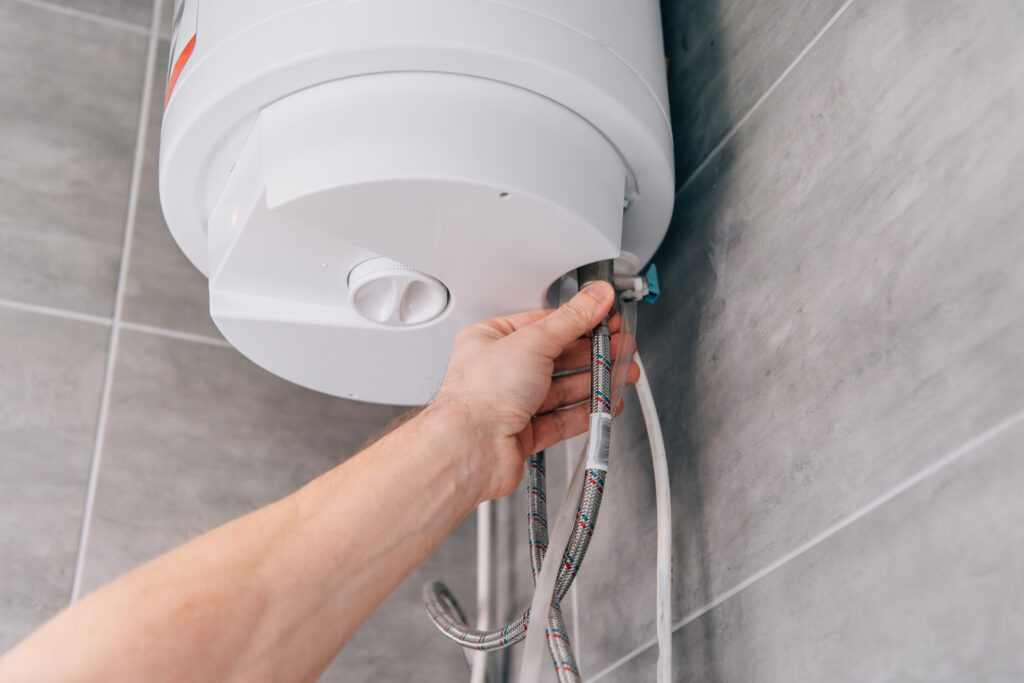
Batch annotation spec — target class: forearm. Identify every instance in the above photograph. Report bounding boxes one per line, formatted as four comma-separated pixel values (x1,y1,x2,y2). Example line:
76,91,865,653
0,402,483,682
1,282,620,682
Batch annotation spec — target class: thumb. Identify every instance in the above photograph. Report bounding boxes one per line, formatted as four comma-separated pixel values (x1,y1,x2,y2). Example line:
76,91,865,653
521,282,615,358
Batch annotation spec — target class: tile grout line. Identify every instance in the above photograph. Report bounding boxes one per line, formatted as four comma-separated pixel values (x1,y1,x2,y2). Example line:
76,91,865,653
0,297,112,327
9,0,149,36
69,0,165,603
586,406,1024,682
0,296,229,348
120,321,232,348
0,296,232,352
676,0,858,197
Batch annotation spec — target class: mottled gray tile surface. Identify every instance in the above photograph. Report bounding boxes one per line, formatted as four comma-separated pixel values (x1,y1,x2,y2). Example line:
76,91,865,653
580,0,1024,672
660,0,848,185
605,415,1024,682
79,330,407,593
159,0,172,38
121,40,221,338
0,1,146,316
46,0,153,30
327,515,478,682
0,309,108,650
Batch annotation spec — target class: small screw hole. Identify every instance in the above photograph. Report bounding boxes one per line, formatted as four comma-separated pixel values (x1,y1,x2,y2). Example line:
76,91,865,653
499,192,510,199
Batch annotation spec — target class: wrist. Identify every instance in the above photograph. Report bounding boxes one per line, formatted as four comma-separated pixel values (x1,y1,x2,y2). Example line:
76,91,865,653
413,396,491,506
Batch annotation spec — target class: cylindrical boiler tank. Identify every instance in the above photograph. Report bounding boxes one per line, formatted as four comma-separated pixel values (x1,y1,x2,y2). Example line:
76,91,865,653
160,0,673,404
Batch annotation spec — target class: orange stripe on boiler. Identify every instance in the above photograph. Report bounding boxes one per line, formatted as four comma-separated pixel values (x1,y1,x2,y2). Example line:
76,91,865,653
164,33,196,110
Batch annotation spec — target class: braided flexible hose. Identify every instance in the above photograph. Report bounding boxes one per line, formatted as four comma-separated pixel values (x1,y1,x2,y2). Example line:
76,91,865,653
528,452,585,683
521,318,610,683
421,458,605,654
424,271,613,683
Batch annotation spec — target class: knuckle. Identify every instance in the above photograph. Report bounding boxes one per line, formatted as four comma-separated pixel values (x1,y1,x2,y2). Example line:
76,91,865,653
460,322,485,339
454,324,486,348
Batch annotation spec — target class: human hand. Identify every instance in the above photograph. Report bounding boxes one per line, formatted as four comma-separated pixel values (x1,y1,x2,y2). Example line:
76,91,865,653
431,282,639,502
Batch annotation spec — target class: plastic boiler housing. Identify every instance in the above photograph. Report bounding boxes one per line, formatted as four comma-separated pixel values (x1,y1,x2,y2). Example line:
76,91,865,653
160,0,674,405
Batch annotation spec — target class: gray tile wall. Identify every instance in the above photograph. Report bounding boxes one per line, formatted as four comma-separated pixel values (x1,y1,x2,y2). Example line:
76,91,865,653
568,0,1024,680
0,1,476,679
5,0,1023,680
0,0,146,315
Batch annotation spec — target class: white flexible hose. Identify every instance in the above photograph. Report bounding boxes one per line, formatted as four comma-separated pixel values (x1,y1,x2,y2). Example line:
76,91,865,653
470,500,492,683
634,354,673,682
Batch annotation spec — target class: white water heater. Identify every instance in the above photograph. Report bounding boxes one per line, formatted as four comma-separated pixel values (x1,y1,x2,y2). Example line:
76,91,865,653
160,0,673,404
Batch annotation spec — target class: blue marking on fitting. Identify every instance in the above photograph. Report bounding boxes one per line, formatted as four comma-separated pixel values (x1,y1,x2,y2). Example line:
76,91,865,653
643,263,660,303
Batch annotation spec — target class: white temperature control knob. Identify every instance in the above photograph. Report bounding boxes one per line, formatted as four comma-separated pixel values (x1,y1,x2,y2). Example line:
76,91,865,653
347,257,449,326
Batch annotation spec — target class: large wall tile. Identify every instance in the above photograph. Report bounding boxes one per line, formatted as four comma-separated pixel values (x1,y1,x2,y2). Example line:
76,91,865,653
579,0,1024,672
160,0,173,38
0,309,108,650
0,2,146,316
660,0,848,184
121,40,222,338
47,0,153,30
604,415,1024,682
79,330,407,592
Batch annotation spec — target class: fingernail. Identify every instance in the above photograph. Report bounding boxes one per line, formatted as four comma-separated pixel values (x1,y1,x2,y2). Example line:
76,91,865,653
582,282,612,303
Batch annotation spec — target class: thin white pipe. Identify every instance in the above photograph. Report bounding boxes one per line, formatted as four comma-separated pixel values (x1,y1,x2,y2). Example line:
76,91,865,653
634,354,672,682
470,500,492,683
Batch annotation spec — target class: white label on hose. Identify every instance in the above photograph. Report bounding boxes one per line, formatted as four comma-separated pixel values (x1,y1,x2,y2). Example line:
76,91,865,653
585,413,612,471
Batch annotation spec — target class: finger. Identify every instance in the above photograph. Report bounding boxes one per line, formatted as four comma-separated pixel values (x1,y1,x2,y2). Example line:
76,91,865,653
566,307,622,339
475,308,555,338
530,399,626,454
621,360,641,386
607,310,623,334
540,360,640,413
537,370,592,414
552,340,590,373
484,294,622,342
553,333,638,373
517,282,615,359
530,403,589,453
